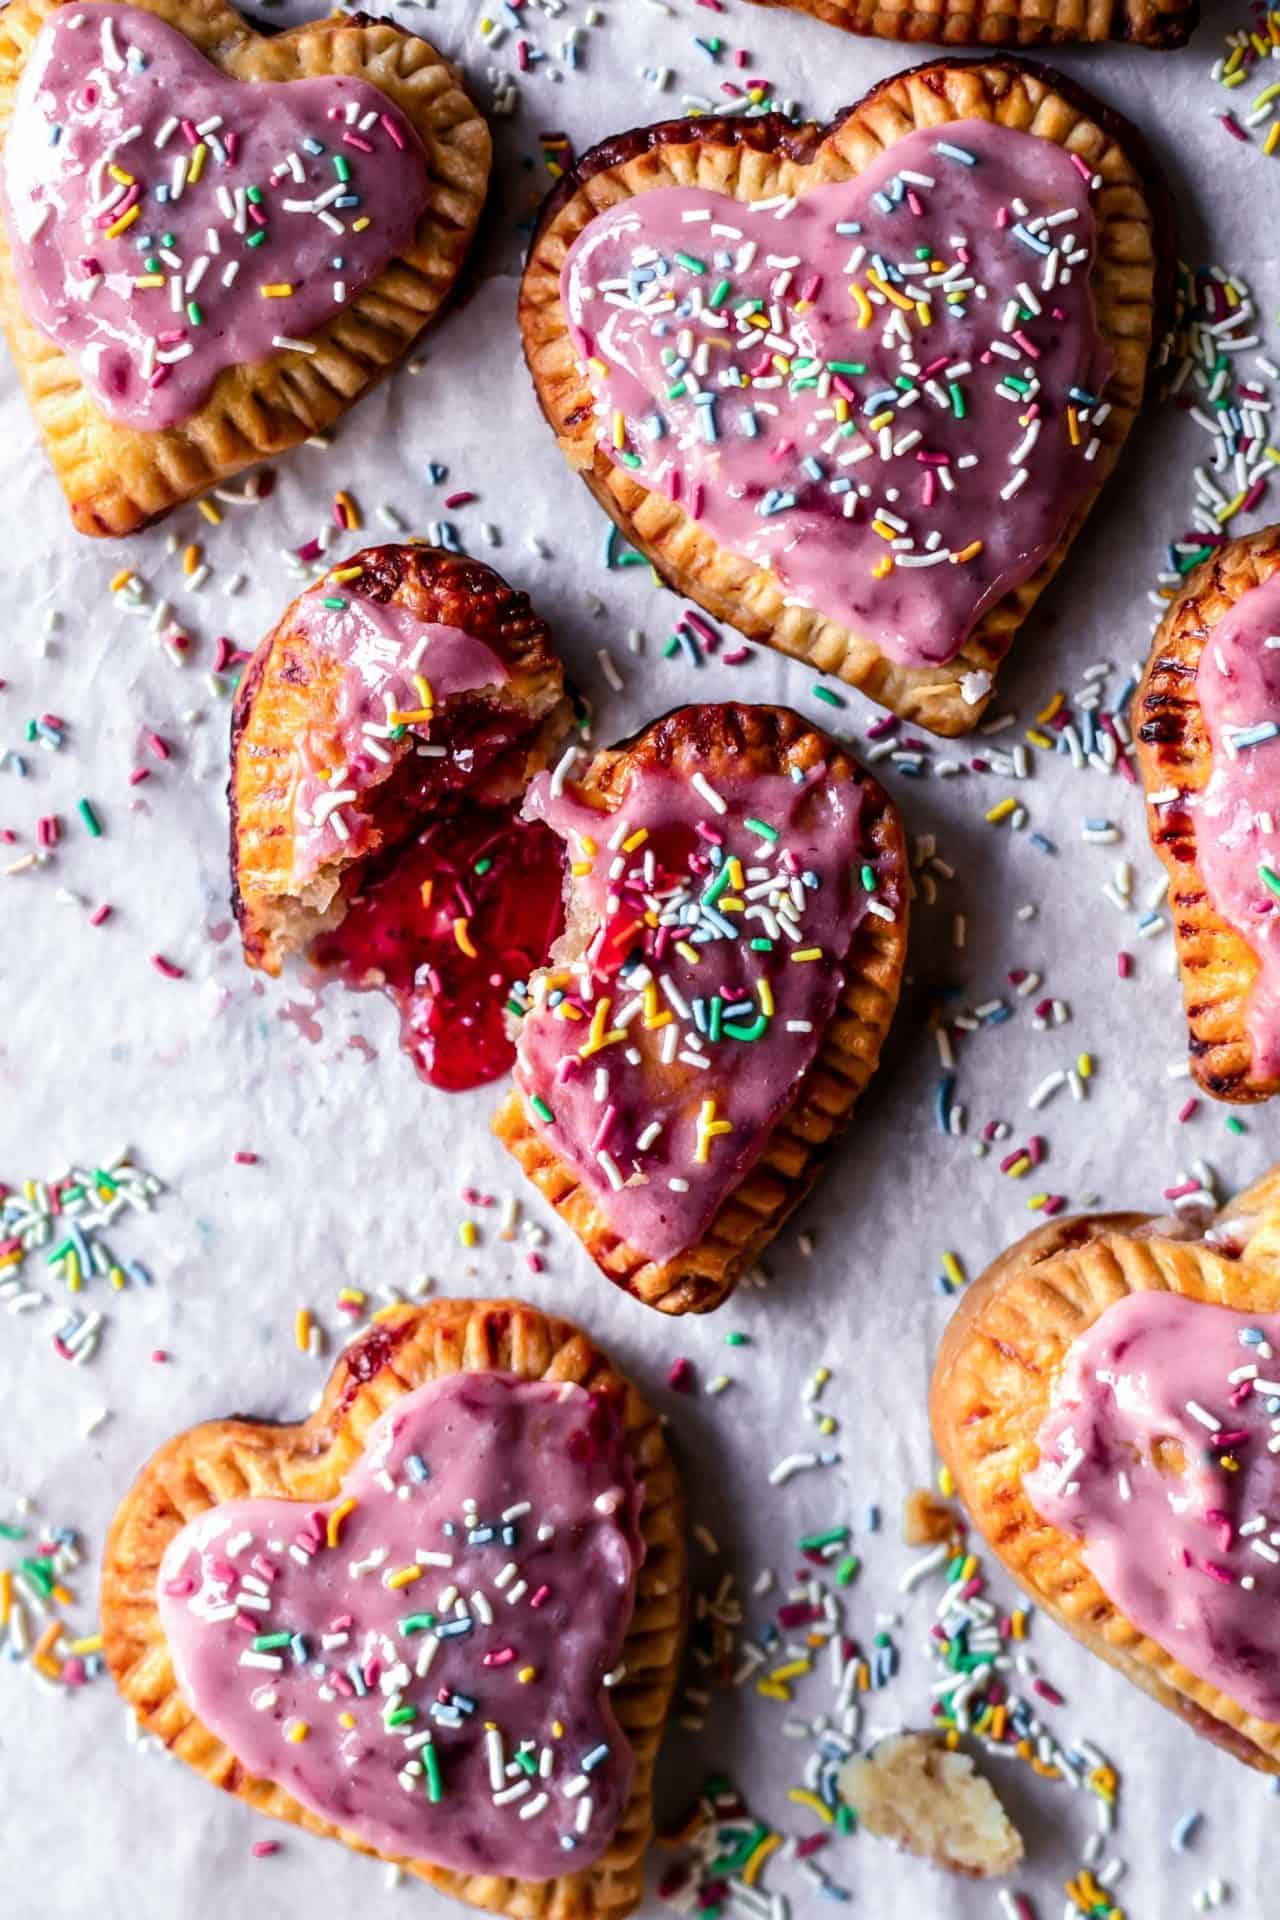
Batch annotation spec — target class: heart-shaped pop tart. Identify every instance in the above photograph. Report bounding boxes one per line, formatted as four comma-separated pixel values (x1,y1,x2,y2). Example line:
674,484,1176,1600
493,703,908,1314
736,0,1197,50
230,543,571,1088
1135,524,1280,1104
931,1166,1280,1770
0,0,491,534
519,61,1167,736
102,1297,686,1914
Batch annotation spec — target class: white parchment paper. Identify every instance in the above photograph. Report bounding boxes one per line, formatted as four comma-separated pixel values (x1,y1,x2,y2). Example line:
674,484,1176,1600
1,0,1278,1912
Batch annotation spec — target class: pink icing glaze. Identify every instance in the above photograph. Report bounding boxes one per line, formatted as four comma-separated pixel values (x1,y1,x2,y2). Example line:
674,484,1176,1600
157,1370,641,1878
1026,1290,1280,1722
2,4,429,430
1193,566,1280,1077
562,121,1109,670
513,754,893,1262
287,582,510,885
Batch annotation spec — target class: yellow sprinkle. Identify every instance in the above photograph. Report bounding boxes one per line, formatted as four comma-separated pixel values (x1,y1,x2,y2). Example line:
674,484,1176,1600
339,1712,356,1729
756,1679,790,1702
182,543,201,576
992,1703,1008,1739
335,490,361,531
850,283,873,328
386,1566,422,1590
570,860,592,877
1036,691,1065,724
1027,1193,1049,1211
330,564,365,585
105,203,140,239
942,1252,965,1289
866,269,914,311
621,828,648,853
293,1307,312,1352
419,879,434,909
413,674,435,710
51,1584,74,1608
790,947,822,963
453,917,477,959
338,1288,367,1306
871,556,894,580
387,708,434,726
459,1220,477,1249
327,1497,357,1549
1025,728,1053,749
286,1721,309,1743
950,540,983,565
69,1633,102,1656
741,1833,781,1887
914,299,932,327
1267,121,1280,156
517,1666,536,1683
187,141,207,185
108,163,135,184
868,409,895,432
694,1098,734,1163
787,1788,834,1825
1077,1052,1094,1079
133,274,164,289
197,498,222,525
32,1655,63,1680
352,216,370,233
612,411,627,450
834,396,849,423
675,940,701,966
260,283,295,298
757,978,774,1019
588,356,608,377
110,568,135,592
33,1620,62,1662
768,1659,812,1682
938,1464,954,1498
871,517,898,542
985,797,1017,825
727,857,745,891
1067,406,1081,447
1006,1155,1031,1179
552,1721,564,1739
0,1572,11,1627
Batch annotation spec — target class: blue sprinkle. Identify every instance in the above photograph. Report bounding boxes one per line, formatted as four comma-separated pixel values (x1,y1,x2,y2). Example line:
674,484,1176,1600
405,1454,430,1482
935,140,977,167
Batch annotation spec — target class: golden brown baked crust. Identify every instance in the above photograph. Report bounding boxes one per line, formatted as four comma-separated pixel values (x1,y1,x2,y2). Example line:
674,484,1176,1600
101,1296,687,1919
0,0,492,536
230,543,571,975
741,0,1196,48
1134,524,1280,1103
930,1172,1280,1772
518,61,1164,739
493,703,909,1315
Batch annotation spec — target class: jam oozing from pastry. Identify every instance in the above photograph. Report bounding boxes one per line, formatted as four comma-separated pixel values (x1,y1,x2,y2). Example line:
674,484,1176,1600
1,3,429,432
1192,566,1280,1077
287,578,512,889
310,807,566,1092
1025,1290,1280,1721
513,759,895,1263
561,122,1109,670
157,1371,641,1878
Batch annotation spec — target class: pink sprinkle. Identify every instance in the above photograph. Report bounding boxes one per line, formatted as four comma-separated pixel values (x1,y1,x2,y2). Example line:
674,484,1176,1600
721,646,752,665
151,954,185,980
668,1357,694,1393
1163,1179,1200,1200
62,1657,87,1687
379,112,406,149
151,1348,169,1363
516,37,529,68
1201,1560,1234,1585
234,1151,259,1165
795,1835,828,1859
1220,113,1249,143
342,131,375,154
163,1574,197,1597
1032,1678,1064,1706
525,1252,543,1274
1117,951,1132,979
529,1584,550,1609
147,731,171,760
1011,328,1040,361
181,117,199,144
482,1647,517,1667
234,1611,258,1635
1070,151,1095,178
129,768,150,786
89,904,112,927
444,490,476,509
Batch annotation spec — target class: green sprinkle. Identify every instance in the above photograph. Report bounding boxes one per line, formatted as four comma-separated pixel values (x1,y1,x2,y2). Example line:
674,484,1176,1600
530,1095,555,1125
722,1013,768,1042
708,279,731,310
399,1613,438,1634
78,798,102,838
424,1741,443,1803
321,596,347,611
246,185,263,205
0,1522,26,1540
386,1705,417,1728
860,863,875,892
144,255,159,272
187,301,203,327
618,451,643,469
749,937,773,952
798,1526,849,1551
949,382,966,419
516,1749,538,1776
473,857,493,876
836,1804,856,1836
813,686,845,709
1259,863,1280,900
666,380,689,401
724,1331,749,1347
19,1558,54,1596
252,1632,293,1651
1226,1115,1246,1135
744,817,778,842
246,230,266,248
674,251,707,274
827,361,867,375
708,995,724,1044
835,1554,861,1587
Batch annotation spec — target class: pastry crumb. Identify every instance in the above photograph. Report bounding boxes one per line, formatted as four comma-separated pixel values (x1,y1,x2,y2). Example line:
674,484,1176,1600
839,1732,1023,1878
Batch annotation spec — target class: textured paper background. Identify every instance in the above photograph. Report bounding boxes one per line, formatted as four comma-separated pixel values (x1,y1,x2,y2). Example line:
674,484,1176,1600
1,0,1277,1912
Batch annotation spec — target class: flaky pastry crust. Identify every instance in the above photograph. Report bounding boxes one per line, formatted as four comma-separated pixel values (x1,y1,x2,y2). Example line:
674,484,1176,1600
493,703,909,1315
102,1296,687,1919
230,543,571,975
1134,523,1280,1103
740,0,1196,49
0,0,492,535
931,1168,1280,1771
518,59,1167,738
